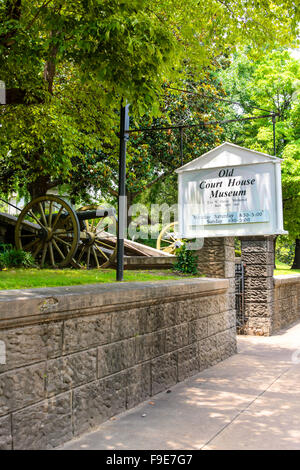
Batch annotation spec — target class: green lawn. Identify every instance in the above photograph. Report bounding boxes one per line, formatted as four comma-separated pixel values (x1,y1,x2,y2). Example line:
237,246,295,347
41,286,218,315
274,261,300,276
0,268,193,290
1,260,299,290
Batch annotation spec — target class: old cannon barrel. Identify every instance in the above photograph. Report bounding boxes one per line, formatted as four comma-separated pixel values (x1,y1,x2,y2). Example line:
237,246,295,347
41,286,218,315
76,208,116,221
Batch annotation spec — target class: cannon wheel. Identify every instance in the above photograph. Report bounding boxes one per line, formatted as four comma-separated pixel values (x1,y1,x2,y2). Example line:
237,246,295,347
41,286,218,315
72,205,117,269
156,222,182,254
15,195,80,268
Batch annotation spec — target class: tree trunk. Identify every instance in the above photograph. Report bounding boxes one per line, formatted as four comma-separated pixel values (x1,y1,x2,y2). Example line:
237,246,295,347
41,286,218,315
43,32,59,95
27,176,53,200
292,238,300,269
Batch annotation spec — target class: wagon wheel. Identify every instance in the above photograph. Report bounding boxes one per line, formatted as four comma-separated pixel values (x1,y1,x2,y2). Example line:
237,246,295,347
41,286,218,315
73,205,117,269
156,222,183,254
15,195,80,268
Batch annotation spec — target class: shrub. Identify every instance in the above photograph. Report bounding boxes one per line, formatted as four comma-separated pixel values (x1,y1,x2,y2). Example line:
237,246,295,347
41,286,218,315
0,243,13,253
173,244,198,275
0,249,35,269
0,257,5,270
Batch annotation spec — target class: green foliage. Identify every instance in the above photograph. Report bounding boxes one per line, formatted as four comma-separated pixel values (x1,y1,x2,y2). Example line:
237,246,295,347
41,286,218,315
219,49,300,152
276,236,296,266
0,63,118,199
0,249,35,269
0,243,13,253
89,70,226,209
0,1,299,201
219,48,300,240
234,238,241,257
174,244,198,275
134,238,158,249
281,143,300,239
1,1,297,107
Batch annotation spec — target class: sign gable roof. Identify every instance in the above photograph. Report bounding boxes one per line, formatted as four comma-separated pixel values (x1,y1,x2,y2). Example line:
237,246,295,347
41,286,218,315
175,142,281,173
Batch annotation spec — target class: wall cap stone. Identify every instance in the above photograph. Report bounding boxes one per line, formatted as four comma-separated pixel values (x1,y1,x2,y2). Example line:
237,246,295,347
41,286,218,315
0,278,229,330
274,274,300,286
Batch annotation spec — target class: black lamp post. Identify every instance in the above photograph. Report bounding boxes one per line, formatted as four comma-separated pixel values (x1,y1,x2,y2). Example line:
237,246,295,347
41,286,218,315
116,102,129,281
0,81,5,106
271,112,276,157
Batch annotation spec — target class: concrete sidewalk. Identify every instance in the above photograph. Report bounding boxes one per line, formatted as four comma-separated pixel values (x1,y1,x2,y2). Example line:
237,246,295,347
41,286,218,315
59,322,300,450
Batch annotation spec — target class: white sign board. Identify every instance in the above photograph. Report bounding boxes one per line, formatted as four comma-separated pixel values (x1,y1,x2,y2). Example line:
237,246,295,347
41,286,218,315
176,143,286,238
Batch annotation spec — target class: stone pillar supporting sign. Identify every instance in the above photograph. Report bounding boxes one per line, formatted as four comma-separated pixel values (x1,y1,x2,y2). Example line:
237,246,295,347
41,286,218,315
194,237,236,313
241,236,275,335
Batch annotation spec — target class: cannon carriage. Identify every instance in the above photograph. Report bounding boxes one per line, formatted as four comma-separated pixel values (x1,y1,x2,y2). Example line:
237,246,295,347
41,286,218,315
1,195,117,268
0,194,174,269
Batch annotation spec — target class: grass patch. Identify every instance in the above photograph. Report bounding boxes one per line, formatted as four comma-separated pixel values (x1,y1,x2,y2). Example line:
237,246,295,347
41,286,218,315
0,268,196,290
274,261,300,276
2,260,298,290
135,239,157,249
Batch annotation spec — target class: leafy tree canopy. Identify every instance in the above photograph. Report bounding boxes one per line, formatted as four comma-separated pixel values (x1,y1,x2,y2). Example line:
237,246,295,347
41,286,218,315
1,1,298,109
66,67,226,212
219,48,300,239
0,0,299,200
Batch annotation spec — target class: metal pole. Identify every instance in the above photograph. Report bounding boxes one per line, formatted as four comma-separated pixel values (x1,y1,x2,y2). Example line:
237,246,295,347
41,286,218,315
272,113,276,157
0,81,5,130
180,126,183,166
0,81,5,106
116,102,129,281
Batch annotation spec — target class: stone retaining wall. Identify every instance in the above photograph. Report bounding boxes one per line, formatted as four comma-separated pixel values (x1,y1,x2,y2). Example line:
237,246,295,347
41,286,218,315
195,237,236,323
273,275,300,333
0,278,236,450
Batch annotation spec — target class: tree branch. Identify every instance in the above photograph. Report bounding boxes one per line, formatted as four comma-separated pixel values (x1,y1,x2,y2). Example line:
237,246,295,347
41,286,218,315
0,0,21,47
43,31,60,94
106,186,118,197
25,0,53,31
216,0,235,17
144,169,173,190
